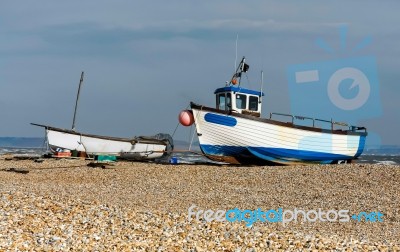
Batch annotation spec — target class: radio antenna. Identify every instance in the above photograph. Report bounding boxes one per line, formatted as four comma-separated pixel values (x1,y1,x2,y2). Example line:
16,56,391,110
234,34,238,72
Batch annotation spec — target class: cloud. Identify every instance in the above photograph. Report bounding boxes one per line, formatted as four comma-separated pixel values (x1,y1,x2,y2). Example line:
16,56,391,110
0,18,349,59
0,0,399,144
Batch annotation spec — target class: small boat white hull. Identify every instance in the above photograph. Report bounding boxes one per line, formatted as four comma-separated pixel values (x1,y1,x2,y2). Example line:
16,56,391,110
46,129,85,152
79,135,166,160
32,124,170,160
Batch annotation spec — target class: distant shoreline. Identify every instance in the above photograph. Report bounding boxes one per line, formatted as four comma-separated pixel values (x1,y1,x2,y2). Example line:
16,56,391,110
0,137,399,153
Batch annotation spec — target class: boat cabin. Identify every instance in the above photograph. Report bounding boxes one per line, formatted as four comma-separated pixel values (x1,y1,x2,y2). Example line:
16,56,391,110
215,86,264,117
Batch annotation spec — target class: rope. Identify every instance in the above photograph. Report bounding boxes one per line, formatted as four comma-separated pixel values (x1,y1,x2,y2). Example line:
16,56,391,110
171,122,180,139
188,106,203,151
78,134,92,159
171,104,190,139
188,124,195,151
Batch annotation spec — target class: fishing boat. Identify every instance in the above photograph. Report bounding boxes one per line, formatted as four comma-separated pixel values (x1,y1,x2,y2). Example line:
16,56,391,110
32,72,173,160
179,57,367,165
31,123,172,160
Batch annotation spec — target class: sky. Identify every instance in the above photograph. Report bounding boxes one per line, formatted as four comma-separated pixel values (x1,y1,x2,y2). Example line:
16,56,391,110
0,1,399,146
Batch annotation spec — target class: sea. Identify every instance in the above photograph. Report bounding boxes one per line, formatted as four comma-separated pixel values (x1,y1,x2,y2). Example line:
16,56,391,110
1,146,400,165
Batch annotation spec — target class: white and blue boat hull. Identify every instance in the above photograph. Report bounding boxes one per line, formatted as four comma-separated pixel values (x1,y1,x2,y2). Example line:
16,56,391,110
191,104,367,165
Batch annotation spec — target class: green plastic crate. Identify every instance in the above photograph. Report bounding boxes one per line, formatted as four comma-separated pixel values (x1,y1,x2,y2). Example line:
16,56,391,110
95,155,117,162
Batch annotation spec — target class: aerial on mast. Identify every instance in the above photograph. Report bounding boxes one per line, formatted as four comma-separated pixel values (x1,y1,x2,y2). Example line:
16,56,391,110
234,34,238,72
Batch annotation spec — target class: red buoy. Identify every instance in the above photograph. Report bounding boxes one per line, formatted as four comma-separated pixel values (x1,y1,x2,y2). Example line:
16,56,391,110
179,110,194,126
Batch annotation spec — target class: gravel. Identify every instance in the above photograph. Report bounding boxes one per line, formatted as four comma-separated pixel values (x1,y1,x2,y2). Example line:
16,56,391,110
0,156,399,250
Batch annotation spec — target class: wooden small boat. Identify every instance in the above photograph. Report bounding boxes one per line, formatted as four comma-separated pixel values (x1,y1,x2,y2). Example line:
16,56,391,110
31,123,171,160
31,72,173,160
180,57,367,165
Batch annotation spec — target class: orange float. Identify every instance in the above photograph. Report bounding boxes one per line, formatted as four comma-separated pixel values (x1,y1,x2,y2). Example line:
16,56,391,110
178,110,194,126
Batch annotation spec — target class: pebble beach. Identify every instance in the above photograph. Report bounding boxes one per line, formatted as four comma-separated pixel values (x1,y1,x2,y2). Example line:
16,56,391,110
0,156,399,251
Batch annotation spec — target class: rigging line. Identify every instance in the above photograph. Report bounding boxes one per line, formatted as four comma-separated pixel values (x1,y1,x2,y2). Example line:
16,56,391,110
245,73,251,88
171,104,190,138
171,122,181,140
188,106,203,151
188,122,192,149
188,124,196,151
189,123,196,150
79,133,91,158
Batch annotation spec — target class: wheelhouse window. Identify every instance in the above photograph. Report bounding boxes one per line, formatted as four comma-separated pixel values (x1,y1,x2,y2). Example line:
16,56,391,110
249,96,259,111
236,94,247,109
217,93,231,110
226,93,231,109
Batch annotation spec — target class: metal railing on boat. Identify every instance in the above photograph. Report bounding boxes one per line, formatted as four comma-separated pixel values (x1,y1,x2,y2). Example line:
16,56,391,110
269,112,367,132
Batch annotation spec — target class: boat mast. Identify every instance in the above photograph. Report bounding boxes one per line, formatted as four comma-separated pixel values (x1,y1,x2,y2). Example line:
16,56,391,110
72,71,84,131
230,56,249,88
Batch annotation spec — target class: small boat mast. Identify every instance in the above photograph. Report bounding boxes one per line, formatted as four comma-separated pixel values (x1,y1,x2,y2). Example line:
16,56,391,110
72,71,84,131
